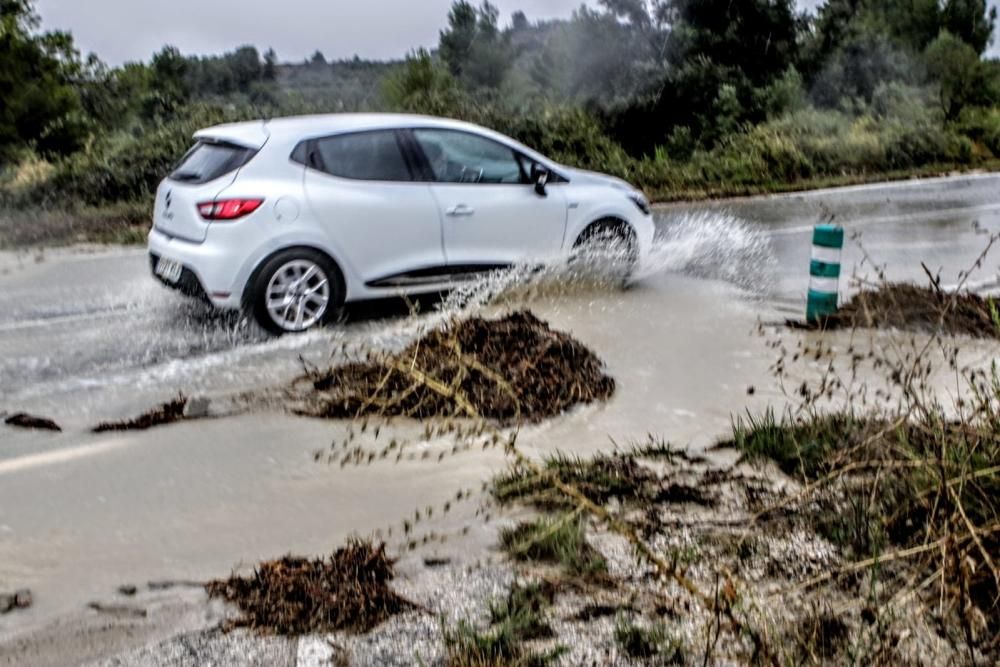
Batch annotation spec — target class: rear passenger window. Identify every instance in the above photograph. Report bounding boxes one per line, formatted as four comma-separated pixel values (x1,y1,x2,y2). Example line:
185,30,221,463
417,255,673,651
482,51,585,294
312,131,413,182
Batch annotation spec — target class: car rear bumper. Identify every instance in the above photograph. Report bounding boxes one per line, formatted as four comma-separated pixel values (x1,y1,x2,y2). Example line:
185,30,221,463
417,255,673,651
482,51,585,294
148,228,243,309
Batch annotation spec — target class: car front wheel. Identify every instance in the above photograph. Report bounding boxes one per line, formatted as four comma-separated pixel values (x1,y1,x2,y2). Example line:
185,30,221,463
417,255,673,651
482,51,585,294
250,249,344,334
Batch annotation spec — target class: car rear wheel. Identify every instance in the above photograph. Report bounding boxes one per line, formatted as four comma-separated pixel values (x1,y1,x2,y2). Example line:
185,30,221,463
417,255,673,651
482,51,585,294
250,249,344,334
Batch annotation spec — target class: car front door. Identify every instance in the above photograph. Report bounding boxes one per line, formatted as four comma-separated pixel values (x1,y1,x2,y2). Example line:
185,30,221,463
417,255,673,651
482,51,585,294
408,128,567,269
301,129,445,287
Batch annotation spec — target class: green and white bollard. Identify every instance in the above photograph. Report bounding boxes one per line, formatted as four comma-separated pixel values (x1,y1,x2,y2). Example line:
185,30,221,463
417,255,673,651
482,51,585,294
806,224,844,322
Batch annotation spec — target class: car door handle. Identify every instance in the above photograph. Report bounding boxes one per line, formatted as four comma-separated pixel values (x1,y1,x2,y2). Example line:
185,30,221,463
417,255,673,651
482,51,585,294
446,204,475,217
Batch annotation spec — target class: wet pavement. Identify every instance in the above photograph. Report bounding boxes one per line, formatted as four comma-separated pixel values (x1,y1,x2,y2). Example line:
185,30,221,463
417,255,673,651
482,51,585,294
1,173,999,661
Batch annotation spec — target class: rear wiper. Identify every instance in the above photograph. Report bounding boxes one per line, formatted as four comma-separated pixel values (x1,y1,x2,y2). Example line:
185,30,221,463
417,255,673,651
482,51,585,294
170,171,202,182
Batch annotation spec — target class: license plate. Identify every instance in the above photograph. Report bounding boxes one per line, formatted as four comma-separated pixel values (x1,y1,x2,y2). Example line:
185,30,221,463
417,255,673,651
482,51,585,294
155,258,183,283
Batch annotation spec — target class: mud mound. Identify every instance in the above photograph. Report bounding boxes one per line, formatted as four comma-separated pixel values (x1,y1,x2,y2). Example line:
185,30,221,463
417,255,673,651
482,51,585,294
206,539,415,635
810,284,998,338
91,395,187,433
293,311,615,424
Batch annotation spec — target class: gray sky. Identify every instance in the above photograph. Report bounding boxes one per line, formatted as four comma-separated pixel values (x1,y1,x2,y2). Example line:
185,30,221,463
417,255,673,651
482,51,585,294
36,0,587,64
35,0,1000,65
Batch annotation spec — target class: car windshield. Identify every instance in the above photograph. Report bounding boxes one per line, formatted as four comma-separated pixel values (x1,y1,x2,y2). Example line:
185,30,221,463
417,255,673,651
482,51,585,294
169,141,256,185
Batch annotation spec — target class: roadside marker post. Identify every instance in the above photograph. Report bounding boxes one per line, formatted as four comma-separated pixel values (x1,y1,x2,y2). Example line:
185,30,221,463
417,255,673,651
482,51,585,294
806,224,844,322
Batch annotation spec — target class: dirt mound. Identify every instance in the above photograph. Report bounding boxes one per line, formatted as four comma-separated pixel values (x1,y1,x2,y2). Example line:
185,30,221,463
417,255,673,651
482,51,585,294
293,311,615,424
818,284,998,338
206,539,415,635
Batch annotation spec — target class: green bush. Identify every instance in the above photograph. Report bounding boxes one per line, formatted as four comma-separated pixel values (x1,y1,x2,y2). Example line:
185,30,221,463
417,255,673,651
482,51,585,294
37,104,254,207
957,106,1000,156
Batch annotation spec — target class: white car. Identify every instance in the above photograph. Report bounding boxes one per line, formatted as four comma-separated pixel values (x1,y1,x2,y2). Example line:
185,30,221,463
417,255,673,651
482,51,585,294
148,113,654,334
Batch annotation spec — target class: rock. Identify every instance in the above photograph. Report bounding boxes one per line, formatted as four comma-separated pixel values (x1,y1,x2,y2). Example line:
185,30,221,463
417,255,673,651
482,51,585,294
14,589,32,609
5,413,62,432
118,584,138,596
183,396,212,419
1,589,32,613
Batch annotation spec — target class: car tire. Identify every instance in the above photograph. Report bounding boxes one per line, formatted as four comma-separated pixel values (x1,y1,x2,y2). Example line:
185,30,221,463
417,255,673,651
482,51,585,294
572,219,638,282
249,248,345,335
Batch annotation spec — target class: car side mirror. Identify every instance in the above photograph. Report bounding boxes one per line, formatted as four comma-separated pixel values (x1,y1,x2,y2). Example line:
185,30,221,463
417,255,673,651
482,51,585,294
532,165,549,197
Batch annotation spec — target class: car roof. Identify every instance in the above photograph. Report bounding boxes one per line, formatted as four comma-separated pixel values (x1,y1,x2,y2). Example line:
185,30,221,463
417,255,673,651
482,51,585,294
194,113,521,151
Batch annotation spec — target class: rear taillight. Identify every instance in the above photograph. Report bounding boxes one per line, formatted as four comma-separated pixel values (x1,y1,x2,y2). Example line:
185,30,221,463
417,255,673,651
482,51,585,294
197,198,264,221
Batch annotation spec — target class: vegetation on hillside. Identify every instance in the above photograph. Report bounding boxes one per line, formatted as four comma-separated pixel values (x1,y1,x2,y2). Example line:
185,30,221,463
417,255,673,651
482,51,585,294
1,0,999,244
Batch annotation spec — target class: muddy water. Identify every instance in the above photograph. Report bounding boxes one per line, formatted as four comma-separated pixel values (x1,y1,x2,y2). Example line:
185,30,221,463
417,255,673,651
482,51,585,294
1,173,999,648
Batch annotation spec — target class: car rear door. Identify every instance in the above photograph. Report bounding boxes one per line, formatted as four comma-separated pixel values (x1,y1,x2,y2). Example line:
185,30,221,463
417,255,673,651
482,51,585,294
300,129,445,287
406,128,567,268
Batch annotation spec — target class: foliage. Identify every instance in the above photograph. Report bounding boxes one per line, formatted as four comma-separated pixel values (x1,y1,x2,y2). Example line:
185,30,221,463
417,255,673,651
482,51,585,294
2,0,1000,247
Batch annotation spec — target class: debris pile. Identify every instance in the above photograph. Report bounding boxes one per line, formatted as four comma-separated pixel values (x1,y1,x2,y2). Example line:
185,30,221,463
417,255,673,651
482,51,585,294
206,539,415,635
818,283,999,338
92,394,188,433
4,413,61,431
292,311,615,424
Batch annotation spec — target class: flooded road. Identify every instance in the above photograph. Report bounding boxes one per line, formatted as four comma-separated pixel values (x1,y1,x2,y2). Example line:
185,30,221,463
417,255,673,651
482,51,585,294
1,173,999,658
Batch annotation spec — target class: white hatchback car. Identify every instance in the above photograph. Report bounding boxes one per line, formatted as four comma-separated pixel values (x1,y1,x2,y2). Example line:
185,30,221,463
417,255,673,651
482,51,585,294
148,114,654,334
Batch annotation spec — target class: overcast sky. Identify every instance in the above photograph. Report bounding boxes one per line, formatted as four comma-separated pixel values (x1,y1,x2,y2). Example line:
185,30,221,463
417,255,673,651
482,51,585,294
36,0,998,65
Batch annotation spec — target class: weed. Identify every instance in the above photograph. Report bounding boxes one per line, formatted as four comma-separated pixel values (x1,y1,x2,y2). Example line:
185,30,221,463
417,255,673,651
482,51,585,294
443,581,564,667
499,514,607,578
492,452,656,510
614,615,684,664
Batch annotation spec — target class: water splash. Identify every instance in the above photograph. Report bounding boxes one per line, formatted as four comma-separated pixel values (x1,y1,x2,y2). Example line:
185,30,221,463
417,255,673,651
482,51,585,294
644,211,777,293
433,210,776,319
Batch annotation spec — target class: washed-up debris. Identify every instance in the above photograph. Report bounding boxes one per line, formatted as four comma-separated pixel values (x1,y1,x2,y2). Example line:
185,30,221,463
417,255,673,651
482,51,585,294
91,394,188,433
147,579,205,591
796,283,1000,338
117,584,138,597
87,601,147,618
206,539,416,635
0,589,32,613
291,311,615,424
4,413,61,431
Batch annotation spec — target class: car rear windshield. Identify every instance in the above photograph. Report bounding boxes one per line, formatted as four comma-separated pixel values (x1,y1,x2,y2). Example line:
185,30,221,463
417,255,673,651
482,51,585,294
169,141,257,185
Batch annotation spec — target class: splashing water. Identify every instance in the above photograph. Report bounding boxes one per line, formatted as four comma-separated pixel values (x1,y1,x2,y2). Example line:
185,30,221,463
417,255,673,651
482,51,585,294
432,210,776,320
644,211,777,293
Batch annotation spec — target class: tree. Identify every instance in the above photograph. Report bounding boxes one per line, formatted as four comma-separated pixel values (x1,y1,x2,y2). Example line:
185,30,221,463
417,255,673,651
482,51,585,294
941,0,997,54
263,48,278,81
142,45,190,118
0,0,88,160
382,49,461,114
511,10,529,32
924,30,993,120
661,0,798,88
229,45,262,92
309,50,326,66
438,1,513,89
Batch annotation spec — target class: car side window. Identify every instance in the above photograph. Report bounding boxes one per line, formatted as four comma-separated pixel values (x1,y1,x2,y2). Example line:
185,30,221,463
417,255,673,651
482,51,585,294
412,129,526,185
312,130,413,182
